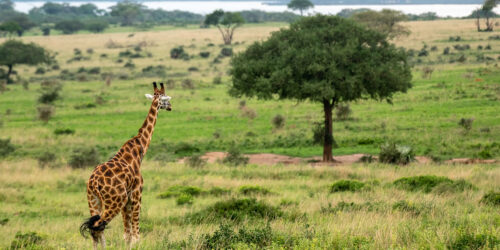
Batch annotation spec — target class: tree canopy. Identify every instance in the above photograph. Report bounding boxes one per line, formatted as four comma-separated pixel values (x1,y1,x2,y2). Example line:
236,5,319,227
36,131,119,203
287,0,314,16
0,40,51,83
204,10,245,45
230,15,412,161
352,9,410,39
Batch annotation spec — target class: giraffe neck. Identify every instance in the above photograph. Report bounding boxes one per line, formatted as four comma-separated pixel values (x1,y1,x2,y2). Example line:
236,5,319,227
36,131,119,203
137,98,159,156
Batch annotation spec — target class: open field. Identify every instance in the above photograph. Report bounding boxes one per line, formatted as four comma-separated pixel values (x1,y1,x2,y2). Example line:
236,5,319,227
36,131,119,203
0,160,499,249
0,18,499,249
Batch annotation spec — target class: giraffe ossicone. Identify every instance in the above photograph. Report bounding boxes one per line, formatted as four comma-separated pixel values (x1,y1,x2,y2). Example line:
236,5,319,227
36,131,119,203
80,82,171,250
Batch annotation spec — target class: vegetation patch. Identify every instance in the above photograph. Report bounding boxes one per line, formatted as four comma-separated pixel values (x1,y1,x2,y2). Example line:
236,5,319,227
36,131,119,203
182,198,282,223
222,147,249,166
10,231,44,249
329,180,366,193
201,223,273,249
158,185,203,199
392,200,431,216
432,179,476,194
379,142,415,165
448,230,499,250
480,191,500,206
239,185,271,195
321,201,384,214
393,175,453,193
0,138,15,158
68,146,100,169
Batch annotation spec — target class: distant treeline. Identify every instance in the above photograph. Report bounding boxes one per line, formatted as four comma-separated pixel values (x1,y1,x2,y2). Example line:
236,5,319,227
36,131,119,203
0,0,497,37
267,0,483,4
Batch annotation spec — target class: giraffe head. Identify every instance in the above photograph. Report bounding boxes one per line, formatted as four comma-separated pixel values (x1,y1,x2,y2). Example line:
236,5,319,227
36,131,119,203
145,82,172,111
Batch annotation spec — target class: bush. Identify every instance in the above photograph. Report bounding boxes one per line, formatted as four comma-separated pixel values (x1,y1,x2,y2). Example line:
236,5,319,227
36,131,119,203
166,79,176,89
222,147,249,166
141,65,167,77
201,223,273,249
124,61,135,68
272,114,285,129
85,19,109,33
10,231,44,249
87,67,100,74
239,185,271,195
393,175,453,193
417,48,428,57
392,200,424,216
433,179,476,194
448,231,499,250
212,76,222,84
454,44,470,51
38,80,62,104
188,66,199,72
170,46,189,59
220,47,233,57
335,103,352,120
35,67,45,75
54,128,75,135
186,154,207,168
458,118,473,132
443,47,450,55
329,180,365,193
37,105,55,123
379,142,415,165
199,51,210,58
36,151,57,168
421,66,434,79
209,187,232,196
241,107,257,119
184,198,282,223
480,191,500,206
158,185,203,198
173,142,200,157
181,79,194,89
176,193,194,206
55,20,84,34
0,138,15,158
68,146,100,169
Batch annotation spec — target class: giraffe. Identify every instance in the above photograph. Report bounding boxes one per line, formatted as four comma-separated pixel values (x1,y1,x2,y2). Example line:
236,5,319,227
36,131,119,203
80,82,171,250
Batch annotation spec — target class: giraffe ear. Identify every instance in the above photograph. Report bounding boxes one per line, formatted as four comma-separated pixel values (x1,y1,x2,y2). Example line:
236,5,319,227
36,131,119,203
145,94,154,100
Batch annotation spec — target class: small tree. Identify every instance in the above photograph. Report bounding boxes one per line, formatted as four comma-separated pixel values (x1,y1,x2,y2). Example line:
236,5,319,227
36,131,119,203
110,1,144,26
204,9,244,45
230,15,412,162
85,19,109,33
0,40,51,83
55,20,84,34
352,9,410,39
287,0,314,16
0,21,22,37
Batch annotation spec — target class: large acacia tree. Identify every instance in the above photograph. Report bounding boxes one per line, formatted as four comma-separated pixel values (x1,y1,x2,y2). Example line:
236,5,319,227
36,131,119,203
287,0,314,16
230,15,412,162
0,40,51,83
204,9,244,45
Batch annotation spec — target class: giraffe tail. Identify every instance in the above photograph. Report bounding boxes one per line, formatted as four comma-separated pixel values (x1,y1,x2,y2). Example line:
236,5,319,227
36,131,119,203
79,215,107,239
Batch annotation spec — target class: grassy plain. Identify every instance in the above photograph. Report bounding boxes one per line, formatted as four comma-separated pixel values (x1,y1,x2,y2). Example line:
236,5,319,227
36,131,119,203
0,18,499,249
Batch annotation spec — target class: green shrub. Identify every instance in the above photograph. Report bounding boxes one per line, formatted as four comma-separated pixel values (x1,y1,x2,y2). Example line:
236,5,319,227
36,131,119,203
448,230,499,250
0,138,15,158
176,193,194,206
184,198,282,223
188,66,199,72
239,185,271,195
480,191,500,206
173,142,200,157
54,128,75,135
170,46,189,59
37,105,55,123
10,231,44,249
199,51,210,58
393,175,453,193
181,79,195,89
222,147,249,166
392,200,424,216
201,223,273,249
35,67,45,75
379,142,415,165
329,180,366,193
36,151,57,168
220,47,233,57
359,155,374,163
209,187,232,196
458,118,473,132
212,76,222,84
141,65,167,77
186,154,207,168
335,103,352,120
433,179,476,194
38,80,62,104
68,146,100,169
272,114,285,129
158,185,203,199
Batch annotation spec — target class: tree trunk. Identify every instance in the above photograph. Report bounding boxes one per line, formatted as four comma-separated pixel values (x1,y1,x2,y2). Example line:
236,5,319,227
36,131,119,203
6,64,13,83
322,99,334,162
476,10,481,31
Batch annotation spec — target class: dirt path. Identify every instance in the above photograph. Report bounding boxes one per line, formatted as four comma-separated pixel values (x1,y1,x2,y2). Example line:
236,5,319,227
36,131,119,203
178,152,497,166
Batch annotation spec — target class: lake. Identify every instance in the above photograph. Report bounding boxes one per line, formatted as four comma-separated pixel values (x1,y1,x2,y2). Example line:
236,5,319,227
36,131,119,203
12,1,500,17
